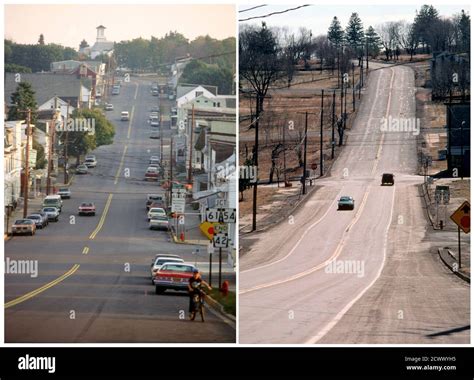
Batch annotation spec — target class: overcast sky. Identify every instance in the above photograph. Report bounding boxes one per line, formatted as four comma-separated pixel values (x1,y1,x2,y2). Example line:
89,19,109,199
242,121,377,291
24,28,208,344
5,4,236,48
239,4,470,36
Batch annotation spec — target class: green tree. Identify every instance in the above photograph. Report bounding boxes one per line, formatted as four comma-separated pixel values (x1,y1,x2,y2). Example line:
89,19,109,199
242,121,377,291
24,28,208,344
5,63,32,73
38,34,45,45
8,82,38,123
414,5,440,53
180,60,233,94
345,12,365,64
365,26,381,58
78,108,115,146
328,16,344,47
79,39,89,49
33,138,46,169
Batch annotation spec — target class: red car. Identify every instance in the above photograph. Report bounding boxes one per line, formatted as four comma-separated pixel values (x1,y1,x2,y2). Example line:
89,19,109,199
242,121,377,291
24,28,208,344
153,263,197,294
145,167,159,181
78,202,96,216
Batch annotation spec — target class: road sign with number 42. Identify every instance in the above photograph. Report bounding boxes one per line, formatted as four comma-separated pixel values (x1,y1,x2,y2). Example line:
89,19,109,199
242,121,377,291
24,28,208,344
213,233,229,248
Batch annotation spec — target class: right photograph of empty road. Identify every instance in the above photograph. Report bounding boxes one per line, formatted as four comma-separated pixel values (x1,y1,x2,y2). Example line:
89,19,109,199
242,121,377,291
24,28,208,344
238,4,470,344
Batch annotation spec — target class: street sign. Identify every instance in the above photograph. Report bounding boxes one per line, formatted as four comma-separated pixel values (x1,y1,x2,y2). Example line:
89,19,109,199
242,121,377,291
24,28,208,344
171,198,185,213
205,208,236,223
214,224,228,234
213,233,229,248
450,201,470,234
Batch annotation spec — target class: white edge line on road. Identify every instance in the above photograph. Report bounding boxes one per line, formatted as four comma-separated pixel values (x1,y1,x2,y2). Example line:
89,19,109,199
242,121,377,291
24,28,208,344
134,82,139,100
127,105,135,139
305,185,396,344
240,188,371,295
240,193,341,275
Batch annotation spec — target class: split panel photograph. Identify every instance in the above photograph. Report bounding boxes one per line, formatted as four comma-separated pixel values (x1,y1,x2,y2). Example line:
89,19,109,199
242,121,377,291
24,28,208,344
4,4,237,343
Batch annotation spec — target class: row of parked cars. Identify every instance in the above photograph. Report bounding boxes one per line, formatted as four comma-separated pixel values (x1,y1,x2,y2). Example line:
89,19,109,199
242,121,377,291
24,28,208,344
146,193,168,231
149,253,198,295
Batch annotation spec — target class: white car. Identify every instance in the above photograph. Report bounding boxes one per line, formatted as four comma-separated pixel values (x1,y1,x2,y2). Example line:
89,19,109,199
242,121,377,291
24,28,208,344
121,111,130,121
150,117,159,127
84,157,97,168
149,215,169,231
150,256,184,282
105,103,114,111
149,156,160,164
147,207,166,221
57,187,71,199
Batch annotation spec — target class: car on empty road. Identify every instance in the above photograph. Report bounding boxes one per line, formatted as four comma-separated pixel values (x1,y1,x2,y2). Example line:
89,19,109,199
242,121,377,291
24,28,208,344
338,196,355,210
76,164,88,174
381,173,394,186
105,103,114,111
12,219,36,236
78,202,96,216
42,207,60,222
153,263,197,294
121,111,129,121
58,187,71,199
147,207,166,221
149,215,169,231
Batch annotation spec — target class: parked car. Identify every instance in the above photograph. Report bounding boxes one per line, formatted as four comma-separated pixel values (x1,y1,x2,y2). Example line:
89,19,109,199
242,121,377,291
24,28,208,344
150,117,159,127
112,87,120,95
105,103,114,111
150,254,181,268
78,202,96,216
146,194,164,210
150,256,184,282
84,157,97,168
35,211,50,227
26,214,47,229
150,131,160,139
154,263,197,294
147,207,166,221
149,215,169,231
150,105,160,112
76,164,88,174
12,219,36,236
42,207,60,222
58,187,71,199
149,156,160,164
152,89,159,96
149,112,159,119
42,195,63,211
145,167,159,181
381,173,394,186
338,196,355,210
121,111,130,121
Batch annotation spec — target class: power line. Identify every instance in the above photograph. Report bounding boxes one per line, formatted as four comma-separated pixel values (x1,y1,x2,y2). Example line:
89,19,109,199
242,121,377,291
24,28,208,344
239,5,267,13
239,4,312,22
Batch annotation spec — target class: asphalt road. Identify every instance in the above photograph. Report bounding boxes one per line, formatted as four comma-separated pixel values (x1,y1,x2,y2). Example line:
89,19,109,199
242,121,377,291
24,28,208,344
5,78,235,343
239,63,470,344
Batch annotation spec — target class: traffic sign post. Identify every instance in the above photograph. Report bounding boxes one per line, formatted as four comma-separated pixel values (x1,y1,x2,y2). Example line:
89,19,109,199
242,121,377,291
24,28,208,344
450,201,470,269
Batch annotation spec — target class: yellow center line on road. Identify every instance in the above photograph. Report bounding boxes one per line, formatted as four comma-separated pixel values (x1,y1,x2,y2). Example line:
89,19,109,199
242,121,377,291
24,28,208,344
89,194,114,240
127,105,135,139
82,246,89,255
5,264,80,309
114,145,128,185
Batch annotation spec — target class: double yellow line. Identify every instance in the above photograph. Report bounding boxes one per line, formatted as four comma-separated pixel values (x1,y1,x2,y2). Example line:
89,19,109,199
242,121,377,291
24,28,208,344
5,264,80,309
89,193,114,240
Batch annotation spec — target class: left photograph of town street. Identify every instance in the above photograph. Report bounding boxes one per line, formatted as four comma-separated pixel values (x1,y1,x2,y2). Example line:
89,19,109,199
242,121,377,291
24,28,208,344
3,4,237,343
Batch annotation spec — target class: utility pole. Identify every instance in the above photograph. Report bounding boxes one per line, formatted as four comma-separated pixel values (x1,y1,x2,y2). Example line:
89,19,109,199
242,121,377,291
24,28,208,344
251,94,260,232
63,102,70,184
366,37,369,71
331,90,336,159
160,111,163,160
188,104,194,184
47,100,58,195
359,65,363,99
283,118,287,184
320,90,324,176
23,109,32,218
169,135,173,207
344,80,347,130
352,63,355,112
302,112,308,195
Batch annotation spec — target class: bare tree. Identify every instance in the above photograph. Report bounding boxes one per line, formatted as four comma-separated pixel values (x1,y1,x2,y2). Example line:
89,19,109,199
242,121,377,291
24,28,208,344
377,22,401,61
399,21,418,60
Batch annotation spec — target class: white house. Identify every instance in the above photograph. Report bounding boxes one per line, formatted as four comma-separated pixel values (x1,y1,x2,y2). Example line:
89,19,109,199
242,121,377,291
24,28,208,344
4,121,24,208
176,85,217,108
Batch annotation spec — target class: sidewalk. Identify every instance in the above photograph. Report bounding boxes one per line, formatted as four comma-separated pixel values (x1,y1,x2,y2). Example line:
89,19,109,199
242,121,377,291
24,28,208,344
169,200,210,246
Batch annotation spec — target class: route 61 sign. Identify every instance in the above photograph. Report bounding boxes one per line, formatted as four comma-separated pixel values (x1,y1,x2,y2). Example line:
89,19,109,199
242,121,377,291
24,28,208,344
213,233,229,248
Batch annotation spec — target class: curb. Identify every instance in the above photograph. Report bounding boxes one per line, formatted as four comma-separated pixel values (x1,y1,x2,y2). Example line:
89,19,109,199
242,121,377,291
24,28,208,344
437,248,470,283
4,233,12,242
205,294,236,328
169,228,209,246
